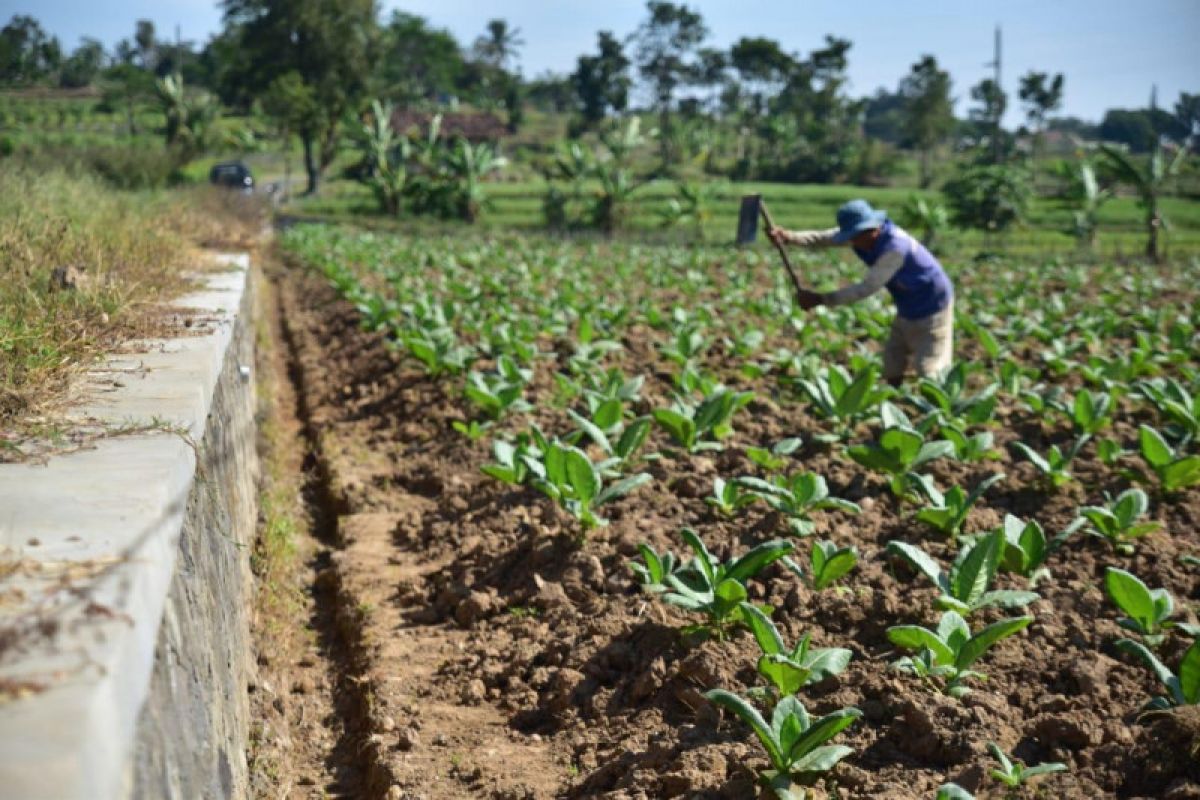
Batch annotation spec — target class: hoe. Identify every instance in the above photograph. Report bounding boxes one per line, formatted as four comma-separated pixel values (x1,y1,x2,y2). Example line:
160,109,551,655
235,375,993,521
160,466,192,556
736,194,809,302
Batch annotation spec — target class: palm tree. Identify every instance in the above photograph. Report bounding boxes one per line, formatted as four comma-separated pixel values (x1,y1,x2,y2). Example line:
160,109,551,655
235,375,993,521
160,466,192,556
1099,141,1190,261
473,19,523,71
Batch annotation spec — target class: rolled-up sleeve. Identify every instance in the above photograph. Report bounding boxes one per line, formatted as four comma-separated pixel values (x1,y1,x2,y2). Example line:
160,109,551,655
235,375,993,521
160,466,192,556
824,249,904,306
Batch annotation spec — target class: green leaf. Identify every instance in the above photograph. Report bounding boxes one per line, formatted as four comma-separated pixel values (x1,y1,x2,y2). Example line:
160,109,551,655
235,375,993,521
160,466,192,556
1180,640,1200,704
835,367,876,417
1162,456,1200,492
712,579,748,618
564,447,599,504
758,655,807,696
886,540,945,587
706,690,785,770
741,603,785,656
614,416,651,459
652,408,695,448
813,548,857,590
881,427,924,465
785,708,862,762
1117,638,1183,704
1139,425,1174,468
594,472,652,506
788,744,855,775
956,616,1032,669
1105,567,1157,633
888,625,954,665
951,531,1002,607
680,528,717,586
725,539,795,585
936,783,977,800
593,399,623,430
637,544,664,584
567,409,612,453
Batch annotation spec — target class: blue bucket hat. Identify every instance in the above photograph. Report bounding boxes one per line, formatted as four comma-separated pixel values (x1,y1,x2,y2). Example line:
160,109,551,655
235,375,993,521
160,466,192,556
831,199,888,243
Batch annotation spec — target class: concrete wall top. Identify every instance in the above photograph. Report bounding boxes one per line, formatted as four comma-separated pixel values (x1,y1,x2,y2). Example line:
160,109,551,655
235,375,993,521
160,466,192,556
0,254,251,800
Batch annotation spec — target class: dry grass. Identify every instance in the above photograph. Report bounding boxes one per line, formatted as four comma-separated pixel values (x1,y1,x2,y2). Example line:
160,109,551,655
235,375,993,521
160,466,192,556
0,165,265,432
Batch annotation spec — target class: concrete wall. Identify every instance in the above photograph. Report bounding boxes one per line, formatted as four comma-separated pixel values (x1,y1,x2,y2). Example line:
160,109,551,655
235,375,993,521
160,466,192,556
0,254,258,800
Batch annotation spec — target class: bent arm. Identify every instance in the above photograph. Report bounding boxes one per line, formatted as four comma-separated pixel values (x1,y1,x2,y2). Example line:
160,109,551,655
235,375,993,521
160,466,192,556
778,227,840,248
823,250,904,306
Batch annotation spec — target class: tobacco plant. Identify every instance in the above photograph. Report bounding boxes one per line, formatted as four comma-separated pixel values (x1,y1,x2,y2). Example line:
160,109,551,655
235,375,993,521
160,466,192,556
1011,435,1088,489
653,388,754,453
741,605,853,696
942,424,1001,463
1115,638,1200,709
630,528,794,638
736,472,861,536
1078,488,1161,554
704,690,861,799
986,742,1066,791
888,610,1033,697
915,473,1006,538
804,540,859,590
796,364,890,441
912,363,999,426
847,424,955,501
1137,378,1199,446
706,477,760,515
887,532,1039,615
746,438,803,472
1104,567,1199,647
997,515,1052,586
1131,424,1200,494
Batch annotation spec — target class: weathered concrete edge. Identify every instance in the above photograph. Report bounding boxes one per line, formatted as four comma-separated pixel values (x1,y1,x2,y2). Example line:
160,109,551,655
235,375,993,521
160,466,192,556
0,253,257,800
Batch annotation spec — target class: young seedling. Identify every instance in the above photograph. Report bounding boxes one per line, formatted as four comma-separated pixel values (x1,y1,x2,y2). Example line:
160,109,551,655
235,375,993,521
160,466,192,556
529,442,652,530
566,404,653,471
1137,377,1199,446
1070,388,1114,436
706,477,760,516
741,604,853,696
704,690,861,799
1104,567,1199,647
1114,637,1200,709
847,425,955,502
1012,435,1089,489
805,540,859,590
1078,488,1162,554
987,742,1067,792
1130,424,1200,494
914,362,999,426
935,784,975,800
887,531,1039,615
1095,437,1128,467
628,543,682,594
452,419,490,441
796,363,890,441
633,528,794,639
746,437,803,472
915,473,1006,538
888,610,1033,697
464,363,532,420
736,472,861,536
653,388,754,453
942,424,1001,463
997,515,1051,586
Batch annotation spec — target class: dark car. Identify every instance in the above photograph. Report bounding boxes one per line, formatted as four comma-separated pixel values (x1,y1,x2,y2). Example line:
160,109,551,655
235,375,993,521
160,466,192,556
209,161,254,191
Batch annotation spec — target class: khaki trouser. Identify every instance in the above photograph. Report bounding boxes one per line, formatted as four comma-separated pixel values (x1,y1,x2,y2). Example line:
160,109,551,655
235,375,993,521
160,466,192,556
882,301,954,381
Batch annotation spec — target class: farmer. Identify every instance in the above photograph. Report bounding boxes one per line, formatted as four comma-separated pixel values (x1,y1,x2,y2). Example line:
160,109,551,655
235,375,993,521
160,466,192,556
768,198,954,386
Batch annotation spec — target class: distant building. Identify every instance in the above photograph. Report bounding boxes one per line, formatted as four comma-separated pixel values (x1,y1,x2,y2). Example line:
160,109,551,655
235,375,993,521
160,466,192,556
389,109,506,143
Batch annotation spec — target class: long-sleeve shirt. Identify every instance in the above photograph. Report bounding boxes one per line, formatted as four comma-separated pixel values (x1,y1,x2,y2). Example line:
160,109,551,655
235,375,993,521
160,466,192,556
784,227,907,306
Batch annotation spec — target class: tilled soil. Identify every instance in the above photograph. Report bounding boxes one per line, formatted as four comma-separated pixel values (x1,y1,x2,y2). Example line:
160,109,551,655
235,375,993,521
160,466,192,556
265,262,1200,800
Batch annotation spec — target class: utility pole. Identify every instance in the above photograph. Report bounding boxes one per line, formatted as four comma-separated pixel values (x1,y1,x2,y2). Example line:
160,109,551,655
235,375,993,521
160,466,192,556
984,25,1003,163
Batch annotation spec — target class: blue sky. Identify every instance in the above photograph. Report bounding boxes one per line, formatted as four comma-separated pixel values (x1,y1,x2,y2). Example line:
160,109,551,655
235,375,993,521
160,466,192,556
6,0,1198,123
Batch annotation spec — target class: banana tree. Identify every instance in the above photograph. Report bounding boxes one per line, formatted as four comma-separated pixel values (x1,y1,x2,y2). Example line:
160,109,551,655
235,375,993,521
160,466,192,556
444,137,507,223
1051,157,1110,251
1099,142,1190,261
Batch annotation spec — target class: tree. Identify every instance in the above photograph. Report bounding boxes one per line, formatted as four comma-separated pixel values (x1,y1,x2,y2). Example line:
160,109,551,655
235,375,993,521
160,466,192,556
1099,141,1190,261
1174,92,1200,144
899,55,954,188
632,1,708,170
969,78,1007,163
100,62,156,135
729,37,793,115
220,0,377,195
942,163,1032,237
1099,109,1158,152
59,38,106,88
134,19,158,71
472,19,522,72
526,72,574,113
571,31,631,128
862,88,907,144
0,15,62,85
377,12,464,104
1051,157,1110,251
1018,71,1064,178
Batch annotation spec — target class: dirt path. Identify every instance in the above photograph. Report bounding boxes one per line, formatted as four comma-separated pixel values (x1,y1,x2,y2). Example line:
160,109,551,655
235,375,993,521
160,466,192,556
246,263,369,798
248,260,567,799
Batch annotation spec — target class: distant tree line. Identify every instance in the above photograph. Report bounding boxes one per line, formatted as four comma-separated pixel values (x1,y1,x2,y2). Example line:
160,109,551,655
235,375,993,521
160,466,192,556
1,4,1196,194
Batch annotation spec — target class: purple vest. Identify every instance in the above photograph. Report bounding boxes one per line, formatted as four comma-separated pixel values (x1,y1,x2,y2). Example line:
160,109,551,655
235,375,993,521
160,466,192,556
852,220,953,320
